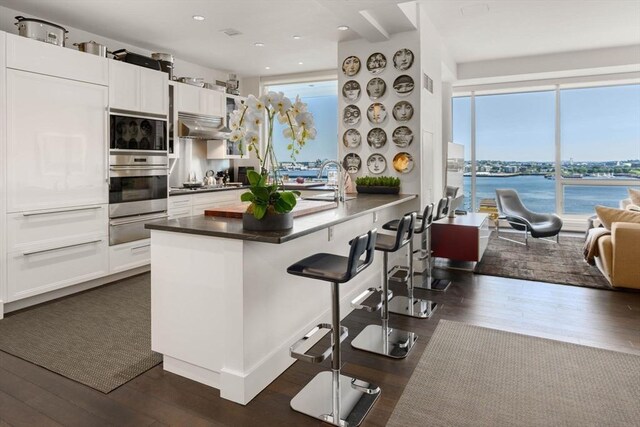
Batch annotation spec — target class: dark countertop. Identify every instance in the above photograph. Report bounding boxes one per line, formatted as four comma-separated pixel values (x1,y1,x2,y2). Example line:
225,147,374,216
169,186,248,196
147,193,417,244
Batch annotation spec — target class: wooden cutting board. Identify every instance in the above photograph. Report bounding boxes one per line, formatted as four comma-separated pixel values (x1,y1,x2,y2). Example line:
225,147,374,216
204,199,338,219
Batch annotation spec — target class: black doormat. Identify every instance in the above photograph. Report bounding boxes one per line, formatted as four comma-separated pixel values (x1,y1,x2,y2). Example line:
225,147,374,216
474,232,612,290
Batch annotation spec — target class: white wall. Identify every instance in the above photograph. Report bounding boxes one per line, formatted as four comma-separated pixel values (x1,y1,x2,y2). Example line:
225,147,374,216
0,6,231,84
338,31,422,196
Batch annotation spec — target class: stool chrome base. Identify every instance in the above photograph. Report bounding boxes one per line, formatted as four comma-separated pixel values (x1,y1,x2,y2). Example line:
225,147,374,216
350,325,417,359
388,296,437,319
413,274,451,292
290,371,380,427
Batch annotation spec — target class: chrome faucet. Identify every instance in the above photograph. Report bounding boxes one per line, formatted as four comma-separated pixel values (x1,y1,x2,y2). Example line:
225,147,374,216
318,160,346,202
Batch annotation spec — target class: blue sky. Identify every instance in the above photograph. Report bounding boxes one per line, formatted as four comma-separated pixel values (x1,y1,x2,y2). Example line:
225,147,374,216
267,81,338,164
453,84,640,162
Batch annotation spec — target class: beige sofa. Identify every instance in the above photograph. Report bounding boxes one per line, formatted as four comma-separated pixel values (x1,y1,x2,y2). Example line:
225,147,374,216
595,222,640,289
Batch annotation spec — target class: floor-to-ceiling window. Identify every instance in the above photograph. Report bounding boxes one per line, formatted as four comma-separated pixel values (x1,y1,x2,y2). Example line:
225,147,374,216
264,80,338,178
453,82,640,216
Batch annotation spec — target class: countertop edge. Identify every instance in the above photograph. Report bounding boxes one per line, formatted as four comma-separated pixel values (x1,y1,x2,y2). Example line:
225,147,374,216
147,194,417,244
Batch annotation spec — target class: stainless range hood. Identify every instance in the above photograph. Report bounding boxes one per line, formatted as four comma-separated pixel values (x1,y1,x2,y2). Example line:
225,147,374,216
177,112,230,140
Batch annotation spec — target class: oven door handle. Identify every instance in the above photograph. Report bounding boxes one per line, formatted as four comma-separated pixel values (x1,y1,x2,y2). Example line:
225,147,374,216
109,212,168,226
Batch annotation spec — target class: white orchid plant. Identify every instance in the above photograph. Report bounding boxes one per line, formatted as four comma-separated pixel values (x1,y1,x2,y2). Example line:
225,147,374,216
229,91,317,220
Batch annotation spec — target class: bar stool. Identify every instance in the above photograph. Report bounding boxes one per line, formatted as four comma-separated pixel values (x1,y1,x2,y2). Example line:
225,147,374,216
287,229,380,426
382,205,437,318
350,213,418,359
417,197,453,291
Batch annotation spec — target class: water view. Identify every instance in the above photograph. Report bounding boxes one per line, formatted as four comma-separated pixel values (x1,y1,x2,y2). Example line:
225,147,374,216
463,175,637,214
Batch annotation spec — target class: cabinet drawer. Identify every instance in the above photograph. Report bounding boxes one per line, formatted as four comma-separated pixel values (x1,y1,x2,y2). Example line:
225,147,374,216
7,205,108,251
8,238,109,302
169,195,192,209
192,190,241,205
6,34,108,85
169,207,192,219
109,239,151,274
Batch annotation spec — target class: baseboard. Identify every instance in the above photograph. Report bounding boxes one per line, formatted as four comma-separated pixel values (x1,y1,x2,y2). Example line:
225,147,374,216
164,355,220,389
3,265,150,314
218,269,380,405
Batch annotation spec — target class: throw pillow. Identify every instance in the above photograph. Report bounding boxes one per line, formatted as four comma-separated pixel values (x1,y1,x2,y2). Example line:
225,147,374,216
629,188,640,205
595,205,640,230
627,204,640,212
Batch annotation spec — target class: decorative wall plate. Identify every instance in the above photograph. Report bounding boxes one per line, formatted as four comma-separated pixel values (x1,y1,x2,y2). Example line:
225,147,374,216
393,152,414,174
367,128,387,149
343,153,362,174
342,129,361,148
392,126,413,148
367,103,387,125
393,48,414,71
393,75,414,96
343,105,361,126
342,80,361,102
392,101,413,122
342,56,361,76
366,77,386,100
366,52,387,74
367,153,387,174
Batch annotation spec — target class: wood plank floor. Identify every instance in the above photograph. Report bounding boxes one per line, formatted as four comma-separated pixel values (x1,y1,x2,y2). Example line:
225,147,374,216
1,269,639,427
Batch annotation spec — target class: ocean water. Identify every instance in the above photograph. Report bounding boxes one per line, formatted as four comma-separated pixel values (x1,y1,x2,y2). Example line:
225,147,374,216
463,175,637,214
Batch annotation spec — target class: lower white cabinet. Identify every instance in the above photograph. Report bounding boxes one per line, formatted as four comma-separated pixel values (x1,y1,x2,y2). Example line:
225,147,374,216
8,237,109,302
168,190,243,217
109,239,151,274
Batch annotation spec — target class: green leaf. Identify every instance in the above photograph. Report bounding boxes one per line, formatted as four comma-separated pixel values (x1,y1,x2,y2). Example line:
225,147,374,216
252,186,270,201
279,191,297,208
247,170,261,186
240,192,255,202
253,204,267,219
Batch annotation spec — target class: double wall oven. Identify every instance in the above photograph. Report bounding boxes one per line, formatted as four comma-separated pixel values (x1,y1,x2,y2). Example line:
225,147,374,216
109,110,168,246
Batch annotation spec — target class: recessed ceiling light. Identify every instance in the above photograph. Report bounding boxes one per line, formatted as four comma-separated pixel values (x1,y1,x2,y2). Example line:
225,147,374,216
337,25,349,31
265,66,271,70
192,15,205,21
298,62,303,65
292,35,301,40
254,42,265,47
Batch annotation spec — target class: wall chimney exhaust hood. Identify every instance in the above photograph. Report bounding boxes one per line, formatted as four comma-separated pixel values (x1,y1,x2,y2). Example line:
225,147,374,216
177,112,230,140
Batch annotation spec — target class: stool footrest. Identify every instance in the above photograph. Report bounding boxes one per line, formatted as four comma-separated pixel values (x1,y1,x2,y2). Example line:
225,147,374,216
351,287,393,312
388,266,410,284
290,323,348,364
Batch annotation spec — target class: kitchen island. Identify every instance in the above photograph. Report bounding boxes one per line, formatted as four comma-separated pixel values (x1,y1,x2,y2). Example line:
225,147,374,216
146,193,418,405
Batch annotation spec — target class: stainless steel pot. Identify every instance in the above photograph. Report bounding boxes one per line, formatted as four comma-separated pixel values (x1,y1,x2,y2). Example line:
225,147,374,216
74,41,107,57
15,16,68,47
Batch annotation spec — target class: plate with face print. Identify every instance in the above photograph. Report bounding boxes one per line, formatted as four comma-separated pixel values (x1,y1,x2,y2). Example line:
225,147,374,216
392,101,413,122
366,77,386,100
343,153,362,174
343,105,361,127
367,153,387,175
367,128,387,149
392,126,413,148
342,56,361,77
393,152,414,174
342,80,361,102
366,52,387,75
393,48,414,71
393,75,414,97
342,129,361,148
367,103,387,125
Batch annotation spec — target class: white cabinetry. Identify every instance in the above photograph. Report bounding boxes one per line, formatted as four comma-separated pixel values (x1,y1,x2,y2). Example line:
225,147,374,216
176,83,224,117
6,205,109,302
168,190,243,218
6,70,109,213
109,239,151,274
109,60,168,115
1,31,6,312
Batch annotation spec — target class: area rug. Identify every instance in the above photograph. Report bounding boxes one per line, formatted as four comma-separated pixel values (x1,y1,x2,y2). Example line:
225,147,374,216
474,231,611,289
0,273,161,393
387,320,640,427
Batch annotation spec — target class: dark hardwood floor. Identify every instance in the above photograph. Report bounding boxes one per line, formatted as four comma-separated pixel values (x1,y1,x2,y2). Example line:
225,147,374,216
2,269,639,427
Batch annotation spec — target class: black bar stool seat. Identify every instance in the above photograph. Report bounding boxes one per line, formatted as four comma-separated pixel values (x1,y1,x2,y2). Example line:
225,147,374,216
287,229,381,427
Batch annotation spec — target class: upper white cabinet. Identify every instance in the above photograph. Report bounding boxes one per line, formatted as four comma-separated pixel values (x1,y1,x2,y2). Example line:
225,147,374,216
176,83,224,117
109,60,168,116
6,33,108,85
6,69,109,213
